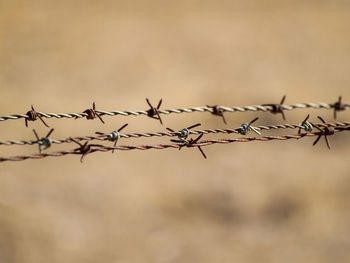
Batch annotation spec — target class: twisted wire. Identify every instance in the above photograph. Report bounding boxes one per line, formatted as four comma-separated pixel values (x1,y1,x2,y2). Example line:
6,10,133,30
1,121,349,146
0,129,347,163
1,102,349,122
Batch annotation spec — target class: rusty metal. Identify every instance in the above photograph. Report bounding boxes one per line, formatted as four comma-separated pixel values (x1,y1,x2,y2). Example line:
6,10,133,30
176,133,207,159
2,129,348,163
208,105,227,124
25,105,49,128
95,123,128,153
263,95,287,120
146,98,163,125
334,126,350,131
167,123,206,158
333,96,346,119
32,128,54,153
70,137,103,163
81,102,104,123
311,116,335,149
2,121,350,147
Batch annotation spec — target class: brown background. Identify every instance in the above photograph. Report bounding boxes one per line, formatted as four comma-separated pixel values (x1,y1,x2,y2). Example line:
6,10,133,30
1,1,350,262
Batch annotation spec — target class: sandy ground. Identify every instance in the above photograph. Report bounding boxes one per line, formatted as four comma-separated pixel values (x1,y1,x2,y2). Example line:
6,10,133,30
1,1,350,262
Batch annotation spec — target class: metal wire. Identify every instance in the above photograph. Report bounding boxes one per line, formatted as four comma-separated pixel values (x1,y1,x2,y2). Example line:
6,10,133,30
0,129,347,163
1,121,349,146
1,101,349,122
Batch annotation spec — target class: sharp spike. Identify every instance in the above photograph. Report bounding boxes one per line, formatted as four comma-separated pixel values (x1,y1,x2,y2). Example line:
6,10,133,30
193,133,204,143
32,129,40,140
302,114,310,124
118,123,128,132
317,116,326,123
221,114,227,125
325,135,331,149
155,110,163,125
157,99,162,109
281,111,286,120
187,123,201,130
313,135,322,146
249,117,259,125
96,113,105,124
146,98,152,108
280,95,286,105
46,128,54,138
197,146,207,159
37,114,49,127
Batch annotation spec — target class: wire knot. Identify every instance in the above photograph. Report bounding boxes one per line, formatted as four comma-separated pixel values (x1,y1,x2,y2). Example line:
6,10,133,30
25,105,49,128
95,123,128,153
81,102,104,123
166,123,206,158
207,105,227,124
263,95,287,120
236,117,260,135
178,128,190,140
146,98,163,125
37,137,52,149
32,128,54,153
333,96,346,119
298,114,313,135
177,134,207,159
311,116,335,149
105,131,120,142
70,138,103,162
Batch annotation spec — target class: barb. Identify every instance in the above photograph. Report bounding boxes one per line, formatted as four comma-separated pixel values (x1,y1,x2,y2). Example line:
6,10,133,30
146,98,163,125
80,102,105,124
311,116,335,149
207,105,227,124
25,105,49,128
1,121,350,146
333,96,346,119
236,117,261,135
32,128,54,153
167,123,202,142
298,114,313,134
175,133,207,159
167,123,206,158
1,129,348,163
1,99,349,122
95,123,128,153
263,95,287,120
70,138,103,163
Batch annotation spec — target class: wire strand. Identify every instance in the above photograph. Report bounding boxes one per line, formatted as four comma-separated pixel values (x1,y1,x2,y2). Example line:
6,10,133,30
1,102,349,122
0,129,347,163
1,121,349,146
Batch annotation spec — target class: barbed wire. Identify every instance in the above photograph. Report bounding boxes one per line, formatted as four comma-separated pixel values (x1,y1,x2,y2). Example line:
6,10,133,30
1,96,348,124
1,97,349,163
0,128,348,163
1,120,349,147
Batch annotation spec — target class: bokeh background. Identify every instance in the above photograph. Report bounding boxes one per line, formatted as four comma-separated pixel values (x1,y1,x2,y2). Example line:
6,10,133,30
1,1,350,262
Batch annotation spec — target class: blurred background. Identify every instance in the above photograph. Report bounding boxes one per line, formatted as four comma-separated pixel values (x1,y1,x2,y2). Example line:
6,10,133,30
1,0,350,262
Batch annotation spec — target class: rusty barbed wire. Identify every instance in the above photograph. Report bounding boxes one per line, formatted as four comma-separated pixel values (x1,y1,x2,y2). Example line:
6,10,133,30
1,97,349,123
0,128,348,163
1,121,349,147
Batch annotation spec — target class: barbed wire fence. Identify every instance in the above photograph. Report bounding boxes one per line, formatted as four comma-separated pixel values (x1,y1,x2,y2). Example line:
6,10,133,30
1,96,349,163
